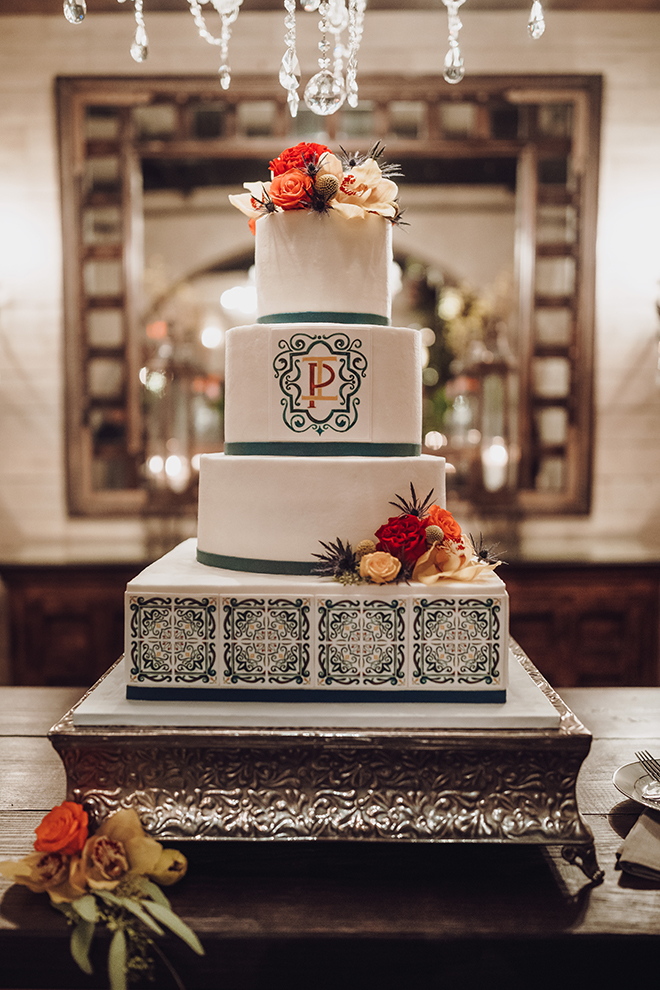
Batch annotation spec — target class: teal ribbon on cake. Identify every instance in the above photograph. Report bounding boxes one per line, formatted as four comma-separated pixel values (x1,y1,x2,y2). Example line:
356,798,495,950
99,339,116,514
197,547,317,575
257,311,391,326
224,442,421,457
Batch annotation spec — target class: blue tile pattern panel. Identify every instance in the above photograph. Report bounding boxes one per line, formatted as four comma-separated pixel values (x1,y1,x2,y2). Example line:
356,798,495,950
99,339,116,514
222,597,311,686
318,598,405,687
127,589,507,693
128,595,217,685
412,596,503,686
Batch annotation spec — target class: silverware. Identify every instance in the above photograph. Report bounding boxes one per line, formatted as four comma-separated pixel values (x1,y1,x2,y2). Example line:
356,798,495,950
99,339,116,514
635,751,660,802
635,750,660,781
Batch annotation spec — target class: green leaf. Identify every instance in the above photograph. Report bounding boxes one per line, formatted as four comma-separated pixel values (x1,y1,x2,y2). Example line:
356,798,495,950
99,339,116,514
134,876,171,909
71,894,98,924
95,889,165,936
142,900,204,956
70,918,95,976
108,928,127,990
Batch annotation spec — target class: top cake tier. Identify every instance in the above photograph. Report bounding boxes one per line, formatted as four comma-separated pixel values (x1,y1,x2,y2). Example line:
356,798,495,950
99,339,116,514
255,210,392,325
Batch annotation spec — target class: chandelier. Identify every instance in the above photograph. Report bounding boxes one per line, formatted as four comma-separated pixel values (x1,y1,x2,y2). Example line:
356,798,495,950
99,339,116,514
63,0,546,115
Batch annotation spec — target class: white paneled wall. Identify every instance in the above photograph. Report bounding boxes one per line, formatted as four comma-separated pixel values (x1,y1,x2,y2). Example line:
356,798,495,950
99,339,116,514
0,11,659,553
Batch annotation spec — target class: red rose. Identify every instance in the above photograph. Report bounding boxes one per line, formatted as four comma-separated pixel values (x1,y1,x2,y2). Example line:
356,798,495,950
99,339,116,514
269,170,314,210
375,515,429,567
427,505,462,541
34,802,88,856
269,142,332,176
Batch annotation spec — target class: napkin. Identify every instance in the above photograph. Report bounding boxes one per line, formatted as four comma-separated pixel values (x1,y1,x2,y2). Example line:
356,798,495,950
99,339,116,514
616,809,660,880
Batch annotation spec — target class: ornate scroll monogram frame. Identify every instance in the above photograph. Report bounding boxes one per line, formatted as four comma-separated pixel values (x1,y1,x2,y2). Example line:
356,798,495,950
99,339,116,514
273,332,368,435
48,643,603,884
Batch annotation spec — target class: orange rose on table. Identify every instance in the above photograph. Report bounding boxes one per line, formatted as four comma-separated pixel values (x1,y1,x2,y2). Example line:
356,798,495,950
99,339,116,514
34,800,88,856
269,169,313,210
360,551,401,584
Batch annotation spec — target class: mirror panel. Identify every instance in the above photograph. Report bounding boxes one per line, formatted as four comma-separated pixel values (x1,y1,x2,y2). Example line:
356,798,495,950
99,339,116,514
58,73,601,516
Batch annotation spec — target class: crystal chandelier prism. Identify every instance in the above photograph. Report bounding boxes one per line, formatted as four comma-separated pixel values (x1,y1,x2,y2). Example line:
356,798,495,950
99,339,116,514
63,0,547,112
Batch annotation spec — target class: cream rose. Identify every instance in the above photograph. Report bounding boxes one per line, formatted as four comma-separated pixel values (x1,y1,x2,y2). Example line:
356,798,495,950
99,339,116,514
359,551,401,584
0,851,70,895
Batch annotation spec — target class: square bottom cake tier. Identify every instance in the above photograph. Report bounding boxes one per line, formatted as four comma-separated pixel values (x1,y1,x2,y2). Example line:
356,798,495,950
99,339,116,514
125,540,508,703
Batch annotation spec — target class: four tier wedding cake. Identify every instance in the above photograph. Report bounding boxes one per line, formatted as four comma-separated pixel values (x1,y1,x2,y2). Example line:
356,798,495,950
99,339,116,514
125,143,508,704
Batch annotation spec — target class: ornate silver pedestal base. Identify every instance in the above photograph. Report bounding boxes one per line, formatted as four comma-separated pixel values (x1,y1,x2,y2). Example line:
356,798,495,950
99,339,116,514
48,646,603,884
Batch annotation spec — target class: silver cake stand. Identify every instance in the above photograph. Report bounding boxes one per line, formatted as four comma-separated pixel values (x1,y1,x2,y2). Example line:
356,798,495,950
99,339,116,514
47,642,603,883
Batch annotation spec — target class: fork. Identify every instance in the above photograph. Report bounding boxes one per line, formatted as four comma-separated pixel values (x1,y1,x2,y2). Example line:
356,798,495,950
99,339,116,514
635,751,660,780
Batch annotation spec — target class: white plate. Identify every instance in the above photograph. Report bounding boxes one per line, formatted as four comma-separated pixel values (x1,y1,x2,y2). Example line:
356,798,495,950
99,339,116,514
613,762,660,810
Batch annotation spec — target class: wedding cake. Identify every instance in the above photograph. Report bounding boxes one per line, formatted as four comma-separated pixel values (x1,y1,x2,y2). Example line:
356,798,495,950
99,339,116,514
126,143,508,704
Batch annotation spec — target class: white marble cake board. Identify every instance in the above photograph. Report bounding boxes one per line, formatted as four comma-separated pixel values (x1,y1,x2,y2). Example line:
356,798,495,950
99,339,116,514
73,652,560,729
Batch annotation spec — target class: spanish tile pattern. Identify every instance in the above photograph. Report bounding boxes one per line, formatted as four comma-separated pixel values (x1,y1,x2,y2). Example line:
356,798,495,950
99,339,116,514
318,598,405,686
222,597,311,685
412,596,503,686
128,595,217,684
127,590,506,691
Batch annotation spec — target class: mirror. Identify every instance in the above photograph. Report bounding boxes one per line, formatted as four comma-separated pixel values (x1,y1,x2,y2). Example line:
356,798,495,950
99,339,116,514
57,73,601,518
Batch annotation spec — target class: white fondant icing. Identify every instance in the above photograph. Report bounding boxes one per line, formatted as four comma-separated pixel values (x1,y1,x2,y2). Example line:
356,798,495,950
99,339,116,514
224,322,421,446
255,211,392,321
197,454,446,563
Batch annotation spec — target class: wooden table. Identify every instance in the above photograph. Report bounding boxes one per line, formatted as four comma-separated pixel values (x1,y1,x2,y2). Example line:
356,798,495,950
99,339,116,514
1,686,659,989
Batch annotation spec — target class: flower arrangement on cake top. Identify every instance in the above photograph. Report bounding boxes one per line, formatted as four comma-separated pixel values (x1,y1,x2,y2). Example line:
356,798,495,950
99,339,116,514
313,484,501,586
0,802,202,990
229,141,401,232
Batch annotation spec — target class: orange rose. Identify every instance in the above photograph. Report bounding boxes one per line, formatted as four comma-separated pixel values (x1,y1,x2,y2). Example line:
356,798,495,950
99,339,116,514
34,802,88,856
427,505,462,541
359,551,401,584
269,170,313,210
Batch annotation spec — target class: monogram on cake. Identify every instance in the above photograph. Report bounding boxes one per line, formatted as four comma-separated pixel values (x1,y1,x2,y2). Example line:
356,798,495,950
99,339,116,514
126,143,508,703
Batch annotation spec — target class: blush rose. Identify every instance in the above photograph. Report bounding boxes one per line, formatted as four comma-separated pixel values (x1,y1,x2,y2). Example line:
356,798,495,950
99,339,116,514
359,551,401,584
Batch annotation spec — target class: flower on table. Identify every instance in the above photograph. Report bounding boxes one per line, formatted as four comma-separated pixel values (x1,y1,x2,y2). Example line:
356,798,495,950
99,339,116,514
0,803,201,990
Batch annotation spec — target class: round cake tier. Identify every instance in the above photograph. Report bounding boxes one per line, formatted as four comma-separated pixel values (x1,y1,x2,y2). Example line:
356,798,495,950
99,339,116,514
255,211,392,324
197,454,446,574
223,322,422,454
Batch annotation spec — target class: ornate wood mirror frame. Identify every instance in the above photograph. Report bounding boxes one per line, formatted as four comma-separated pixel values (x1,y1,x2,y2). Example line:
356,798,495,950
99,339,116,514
57,73,601,518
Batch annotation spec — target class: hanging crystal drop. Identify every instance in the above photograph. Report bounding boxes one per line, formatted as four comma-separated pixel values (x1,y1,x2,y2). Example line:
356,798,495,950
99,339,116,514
279,47,301,91
219,65,231,89
528,0,545,39
304,70,346,116
287,89,300,118
443,44,464,85
303,0,321,10
130,23,148,62
63,0,86,24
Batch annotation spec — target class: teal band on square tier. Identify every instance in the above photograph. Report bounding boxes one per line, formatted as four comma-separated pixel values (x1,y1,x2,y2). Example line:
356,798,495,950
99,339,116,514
197,547,317,575
127,686,507,704
257,311,391,326
223,442,422,457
